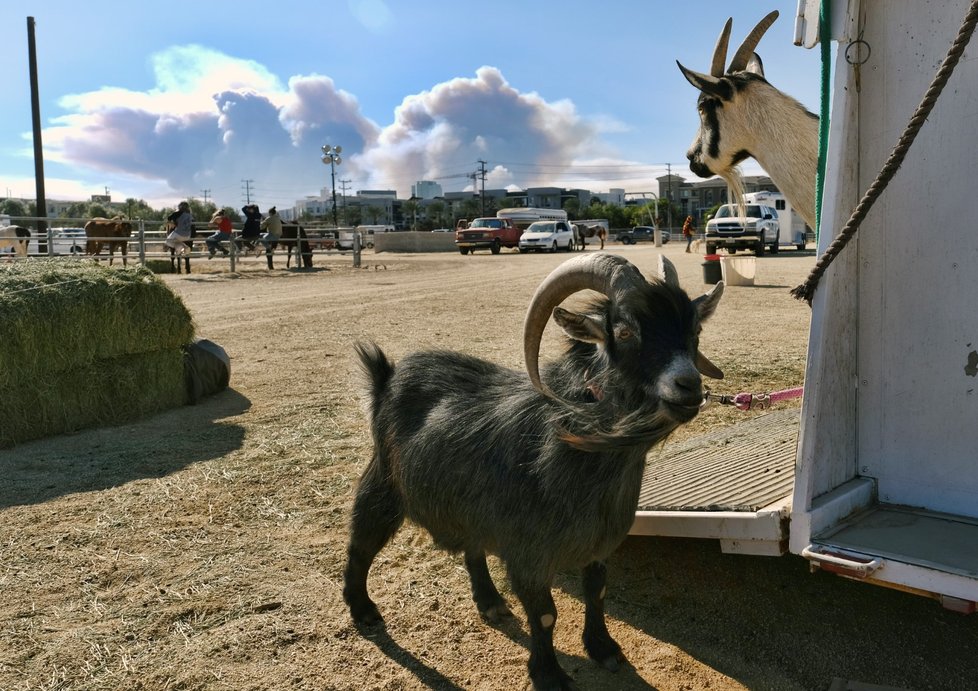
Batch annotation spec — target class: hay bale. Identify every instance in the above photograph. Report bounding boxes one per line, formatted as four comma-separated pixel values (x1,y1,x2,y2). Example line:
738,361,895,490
0,260,196,446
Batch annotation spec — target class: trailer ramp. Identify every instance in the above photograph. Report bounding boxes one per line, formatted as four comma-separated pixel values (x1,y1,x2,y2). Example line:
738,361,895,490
630,408,799,556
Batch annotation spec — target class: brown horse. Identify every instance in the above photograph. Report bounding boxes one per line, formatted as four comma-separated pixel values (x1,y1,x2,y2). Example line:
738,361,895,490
282,223,313,269
85,217,133,266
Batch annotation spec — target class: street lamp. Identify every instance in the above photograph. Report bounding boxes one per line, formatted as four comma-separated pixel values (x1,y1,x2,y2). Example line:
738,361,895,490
321,144,342,226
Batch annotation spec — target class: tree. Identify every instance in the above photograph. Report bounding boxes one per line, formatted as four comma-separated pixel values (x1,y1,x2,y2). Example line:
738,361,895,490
459,198,480,221
187,198,216,222
123,198,164,221
341,205,362,227
401,199,420,230
563,197,581,219
427,201,446,229
0,199,28,218
363,205,385,224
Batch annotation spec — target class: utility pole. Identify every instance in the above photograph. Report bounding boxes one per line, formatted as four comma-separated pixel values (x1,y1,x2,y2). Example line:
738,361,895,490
241,179,254,204
27,17,47,246
201,189,211,205
665,163,673,231
477,159,487,216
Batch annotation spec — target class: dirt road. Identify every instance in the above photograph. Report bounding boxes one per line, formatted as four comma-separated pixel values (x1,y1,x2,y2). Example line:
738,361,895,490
2,244,976,690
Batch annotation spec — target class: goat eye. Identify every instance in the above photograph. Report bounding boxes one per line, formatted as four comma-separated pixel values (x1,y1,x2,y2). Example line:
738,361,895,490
616,327,632,341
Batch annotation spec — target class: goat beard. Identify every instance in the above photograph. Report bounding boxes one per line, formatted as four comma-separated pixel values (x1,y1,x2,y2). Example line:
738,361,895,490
720,166,747,220
556,404,683,453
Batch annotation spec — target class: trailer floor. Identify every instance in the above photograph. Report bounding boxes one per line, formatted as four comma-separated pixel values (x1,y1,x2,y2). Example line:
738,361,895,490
638,408,800,513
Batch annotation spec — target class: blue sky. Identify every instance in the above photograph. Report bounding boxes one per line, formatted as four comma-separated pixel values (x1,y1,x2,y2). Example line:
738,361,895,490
0,1,820,211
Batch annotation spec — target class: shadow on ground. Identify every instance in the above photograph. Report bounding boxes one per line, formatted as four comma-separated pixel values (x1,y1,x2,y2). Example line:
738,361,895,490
0,389,251,509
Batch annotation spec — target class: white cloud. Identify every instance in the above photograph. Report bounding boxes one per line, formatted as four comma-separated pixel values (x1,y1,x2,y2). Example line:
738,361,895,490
36,51,633,205
355,66,604,192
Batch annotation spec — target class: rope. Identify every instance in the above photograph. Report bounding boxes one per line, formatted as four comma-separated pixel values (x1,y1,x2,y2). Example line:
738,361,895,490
792,0,978,305
815,0,832,243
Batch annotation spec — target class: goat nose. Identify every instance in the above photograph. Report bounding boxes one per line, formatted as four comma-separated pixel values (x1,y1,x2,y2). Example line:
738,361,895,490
673,370,702,395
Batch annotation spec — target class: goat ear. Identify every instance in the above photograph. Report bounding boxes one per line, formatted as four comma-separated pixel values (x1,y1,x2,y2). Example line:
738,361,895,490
745,53,765,77
694,280,724,322
677,61,731,100
553,307,607,345
697,352,725,379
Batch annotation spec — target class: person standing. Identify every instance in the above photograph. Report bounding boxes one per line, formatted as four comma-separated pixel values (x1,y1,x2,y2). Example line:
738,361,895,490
206,209,233,258
259,206,283,269
682,215,696,253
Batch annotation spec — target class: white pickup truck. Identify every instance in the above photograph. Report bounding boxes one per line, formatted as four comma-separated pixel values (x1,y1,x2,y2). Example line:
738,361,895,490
704,202,780,255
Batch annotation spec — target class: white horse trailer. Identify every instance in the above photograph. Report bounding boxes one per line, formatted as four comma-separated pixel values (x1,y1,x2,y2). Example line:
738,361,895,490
743,191,808,250
632,0,978,613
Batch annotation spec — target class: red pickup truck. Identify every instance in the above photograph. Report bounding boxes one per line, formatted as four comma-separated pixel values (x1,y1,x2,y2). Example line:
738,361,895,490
455,217,521,255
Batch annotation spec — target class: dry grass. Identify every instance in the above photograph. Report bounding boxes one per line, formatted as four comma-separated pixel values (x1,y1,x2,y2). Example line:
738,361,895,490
0,260,194,446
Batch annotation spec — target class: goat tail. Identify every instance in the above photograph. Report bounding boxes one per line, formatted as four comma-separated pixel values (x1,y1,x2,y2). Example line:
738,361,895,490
354,341,395,430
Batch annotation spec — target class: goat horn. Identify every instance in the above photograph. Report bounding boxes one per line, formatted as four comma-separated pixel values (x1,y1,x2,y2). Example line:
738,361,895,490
658,255,680,288
710,17,733,77
728,10,779,73
523,253,646,396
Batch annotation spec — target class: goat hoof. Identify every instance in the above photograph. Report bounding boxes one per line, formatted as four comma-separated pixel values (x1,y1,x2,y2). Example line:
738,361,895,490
479,602,513,624
598,652,625,672
349,600,383,627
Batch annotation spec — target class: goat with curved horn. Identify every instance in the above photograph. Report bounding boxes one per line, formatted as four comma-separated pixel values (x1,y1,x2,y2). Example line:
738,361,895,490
344,251,724,689
523,252,724,399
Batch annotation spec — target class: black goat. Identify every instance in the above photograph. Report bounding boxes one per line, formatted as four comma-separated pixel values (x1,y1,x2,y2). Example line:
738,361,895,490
344,252,723,690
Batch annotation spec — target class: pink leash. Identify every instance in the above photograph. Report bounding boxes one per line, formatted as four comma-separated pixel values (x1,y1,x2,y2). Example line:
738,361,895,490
704,386,804,411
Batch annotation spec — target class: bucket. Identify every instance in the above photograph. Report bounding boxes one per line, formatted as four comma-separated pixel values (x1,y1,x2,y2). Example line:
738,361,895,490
720,255,756,286
702,254,722,284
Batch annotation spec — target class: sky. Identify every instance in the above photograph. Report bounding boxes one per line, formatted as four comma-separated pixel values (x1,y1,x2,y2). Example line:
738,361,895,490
0,1,822,212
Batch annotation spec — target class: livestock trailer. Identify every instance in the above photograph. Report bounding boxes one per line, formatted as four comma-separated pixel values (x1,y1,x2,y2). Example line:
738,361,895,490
632,0,978,612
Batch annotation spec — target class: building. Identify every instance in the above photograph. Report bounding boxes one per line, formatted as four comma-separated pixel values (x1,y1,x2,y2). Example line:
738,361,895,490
657,174,781,224
411,180,443,199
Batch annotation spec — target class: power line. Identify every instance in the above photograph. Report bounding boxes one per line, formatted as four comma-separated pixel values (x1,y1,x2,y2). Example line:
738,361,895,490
241,179,254,204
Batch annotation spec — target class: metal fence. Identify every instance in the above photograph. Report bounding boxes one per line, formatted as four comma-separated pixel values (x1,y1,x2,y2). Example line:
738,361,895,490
5,216,363,269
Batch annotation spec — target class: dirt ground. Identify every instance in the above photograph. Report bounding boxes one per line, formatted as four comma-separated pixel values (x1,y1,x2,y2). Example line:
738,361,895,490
2,243,977,691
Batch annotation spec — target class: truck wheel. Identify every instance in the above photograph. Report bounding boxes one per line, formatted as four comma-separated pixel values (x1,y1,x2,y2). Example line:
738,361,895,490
755,241,764,257
459,248,469,255
797,242,806,251
706,242,716,254
729,247,737,255
491,239,501,255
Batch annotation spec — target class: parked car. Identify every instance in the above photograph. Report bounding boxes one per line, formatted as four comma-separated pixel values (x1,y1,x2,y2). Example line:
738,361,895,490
617,226,670,244
518,220,575,252
27,228,87,256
